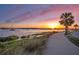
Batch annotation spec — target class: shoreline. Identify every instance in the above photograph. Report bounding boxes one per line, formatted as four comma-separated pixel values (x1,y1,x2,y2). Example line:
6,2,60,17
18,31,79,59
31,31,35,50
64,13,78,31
0,31,58,55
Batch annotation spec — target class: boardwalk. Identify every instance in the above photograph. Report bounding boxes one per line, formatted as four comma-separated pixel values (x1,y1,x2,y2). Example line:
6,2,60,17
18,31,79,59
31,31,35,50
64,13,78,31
42,32,79,55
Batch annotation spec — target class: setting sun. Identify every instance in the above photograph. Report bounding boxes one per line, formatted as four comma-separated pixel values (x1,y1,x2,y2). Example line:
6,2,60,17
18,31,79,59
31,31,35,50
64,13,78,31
48,22,60,28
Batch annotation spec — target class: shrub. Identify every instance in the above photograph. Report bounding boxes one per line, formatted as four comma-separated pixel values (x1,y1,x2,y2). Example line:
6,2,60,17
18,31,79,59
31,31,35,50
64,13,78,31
0,35,19,42
21,36,27,39
6,35,19,41
0,37,7,42
67,35,79,47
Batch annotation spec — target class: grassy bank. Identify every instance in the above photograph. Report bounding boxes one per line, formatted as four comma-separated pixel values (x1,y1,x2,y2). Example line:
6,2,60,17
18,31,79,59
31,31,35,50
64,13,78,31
0,31,57,55
66,34,79,47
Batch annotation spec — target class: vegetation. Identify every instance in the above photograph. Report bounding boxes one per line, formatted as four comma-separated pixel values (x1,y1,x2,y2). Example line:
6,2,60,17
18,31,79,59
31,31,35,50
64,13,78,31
21,36,27,39
0,35,18,42
67,34,79,47
74,24,79,32
0,32,56,55
59,12,74,35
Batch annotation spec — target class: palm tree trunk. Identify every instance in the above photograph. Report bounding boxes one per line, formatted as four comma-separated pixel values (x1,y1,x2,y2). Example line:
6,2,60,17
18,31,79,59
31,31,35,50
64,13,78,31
75,27,77,32
65,26,68,35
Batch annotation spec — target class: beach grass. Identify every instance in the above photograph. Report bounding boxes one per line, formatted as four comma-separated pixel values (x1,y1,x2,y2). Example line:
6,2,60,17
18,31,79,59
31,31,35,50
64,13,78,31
66,34,79,47
0,32,56,55
0,35,18,42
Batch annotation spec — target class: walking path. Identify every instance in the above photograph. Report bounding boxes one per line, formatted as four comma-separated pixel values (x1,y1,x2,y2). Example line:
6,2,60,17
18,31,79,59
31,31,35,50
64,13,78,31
42,32,79,55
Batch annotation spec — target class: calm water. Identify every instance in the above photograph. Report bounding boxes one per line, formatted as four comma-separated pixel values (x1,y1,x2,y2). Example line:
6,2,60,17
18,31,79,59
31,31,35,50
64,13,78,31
0,29,53,37
0,29,64,37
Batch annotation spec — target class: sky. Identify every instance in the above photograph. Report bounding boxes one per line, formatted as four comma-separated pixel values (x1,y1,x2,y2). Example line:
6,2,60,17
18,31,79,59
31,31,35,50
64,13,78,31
0,4,79,28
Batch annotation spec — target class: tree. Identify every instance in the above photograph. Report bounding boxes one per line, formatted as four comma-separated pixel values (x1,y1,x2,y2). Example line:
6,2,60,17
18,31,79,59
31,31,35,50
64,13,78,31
74,24,78,32
59,12,74,35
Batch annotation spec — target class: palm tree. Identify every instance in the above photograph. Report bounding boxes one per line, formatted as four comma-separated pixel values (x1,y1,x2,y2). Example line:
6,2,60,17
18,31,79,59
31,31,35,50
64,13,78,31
59,12,74,35
74,24,78,32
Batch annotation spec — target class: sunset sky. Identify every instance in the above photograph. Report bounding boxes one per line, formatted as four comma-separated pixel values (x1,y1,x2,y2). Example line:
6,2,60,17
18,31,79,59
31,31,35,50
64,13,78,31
0,4,79,28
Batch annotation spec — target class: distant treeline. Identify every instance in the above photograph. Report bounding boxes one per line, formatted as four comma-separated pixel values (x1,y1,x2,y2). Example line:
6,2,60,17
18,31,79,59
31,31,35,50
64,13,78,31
0,28,65,30
0,28,77,30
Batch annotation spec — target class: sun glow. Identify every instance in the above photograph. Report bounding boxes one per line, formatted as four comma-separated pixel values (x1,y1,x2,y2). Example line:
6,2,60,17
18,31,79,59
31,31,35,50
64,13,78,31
48,22,60,28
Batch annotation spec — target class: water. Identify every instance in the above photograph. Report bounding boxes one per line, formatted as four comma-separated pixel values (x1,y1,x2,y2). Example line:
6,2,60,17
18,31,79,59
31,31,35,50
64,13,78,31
0,29,55,37
0,29,64,37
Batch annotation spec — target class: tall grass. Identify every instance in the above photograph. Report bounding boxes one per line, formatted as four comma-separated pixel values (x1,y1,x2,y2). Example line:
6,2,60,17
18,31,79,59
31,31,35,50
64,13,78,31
66,34,79,47
0,32,57,55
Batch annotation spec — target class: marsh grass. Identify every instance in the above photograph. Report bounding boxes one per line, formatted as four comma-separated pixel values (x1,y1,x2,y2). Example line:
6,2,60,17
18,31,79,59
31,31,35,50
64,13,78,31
0,32,56,55
66,34,79,47
0,35,18,42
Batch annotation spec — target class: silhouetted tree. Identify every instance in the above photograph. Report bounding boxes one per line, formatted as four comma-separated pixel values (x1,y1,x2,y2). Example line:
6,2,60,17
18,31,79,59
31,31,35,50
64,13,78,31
59,12,74,35
74,24,78,32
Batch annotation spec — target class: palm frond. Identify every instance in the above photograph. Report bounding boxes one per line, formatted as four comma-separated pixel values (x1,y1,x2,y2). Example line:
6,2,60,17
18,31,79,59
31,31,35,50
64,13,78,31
59,12,74,26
